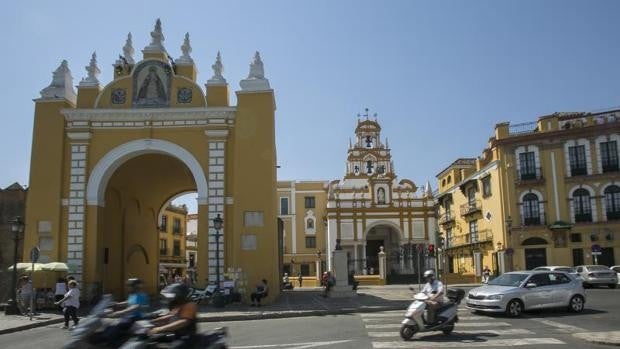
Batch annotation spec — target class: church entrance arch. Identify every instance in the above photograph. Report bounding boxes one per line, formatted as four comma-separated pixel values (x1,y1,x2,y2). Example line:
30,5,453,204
86,139,207,298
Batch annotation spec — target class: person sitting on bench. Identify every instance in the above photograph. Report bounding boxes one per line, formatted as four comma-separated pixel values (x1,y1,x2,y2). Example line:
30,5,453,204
250,279,268,306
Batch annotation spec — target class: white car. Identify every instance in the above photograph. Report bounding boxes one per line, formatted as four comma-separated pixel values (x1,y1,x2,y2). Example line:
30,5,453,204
533,266,578,278
611,266,620,284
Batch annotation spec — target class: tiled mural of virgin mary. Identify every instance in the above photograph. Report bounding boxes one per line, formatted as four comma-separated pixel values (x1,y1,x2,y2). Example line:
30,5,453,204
132,60,172,107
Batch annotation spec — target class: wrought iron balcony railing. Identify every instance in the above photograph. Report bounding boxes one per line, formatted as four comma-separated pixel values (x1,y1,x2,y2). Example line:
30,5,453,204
460,200,482,216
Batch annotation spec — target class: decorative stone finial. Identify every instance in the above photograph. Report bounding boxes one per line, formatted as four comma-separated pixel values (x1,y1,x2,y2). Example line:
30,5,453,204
123,32,135,64
39,60,76,103
143,18,166,53
207,51,226,85
240,51,270,91
177,32,194,64
80,52,100,87
424,181,433,198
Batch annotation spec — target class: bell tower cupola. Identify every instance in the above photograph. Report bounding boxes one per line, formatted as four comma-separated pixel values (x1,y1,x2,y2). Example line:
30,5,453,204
345,109,394,178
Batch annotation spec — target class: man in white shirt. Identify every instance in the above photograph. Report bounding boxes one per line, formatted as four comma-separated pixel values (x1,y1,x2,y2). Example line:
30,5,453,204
420,269,444,324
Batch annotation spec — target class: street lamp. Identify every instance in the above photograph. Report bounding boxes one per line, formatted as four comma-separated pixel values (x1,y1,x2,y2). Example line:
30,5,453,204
212,214,223,289
5,216,24,315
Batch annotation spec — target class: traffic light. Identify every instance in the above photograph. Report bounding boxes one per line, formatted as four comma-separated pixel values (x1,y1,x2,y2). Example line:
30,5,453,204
428,244,435,256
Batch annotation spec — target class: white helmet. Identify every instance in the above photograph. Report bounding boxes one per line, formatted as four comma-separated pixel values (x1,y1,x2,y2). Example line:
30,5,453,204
423,270,435,278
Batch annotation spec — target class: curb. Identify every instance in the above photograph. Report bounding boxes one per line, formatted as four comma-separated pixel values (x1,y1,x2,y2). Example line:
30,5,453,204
198,305,406,322
0,317,64,335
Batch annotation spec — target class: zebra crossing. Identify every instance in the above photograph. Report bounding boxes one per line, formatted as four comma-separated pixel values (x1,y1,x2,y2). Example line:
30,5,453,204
361,306,566,348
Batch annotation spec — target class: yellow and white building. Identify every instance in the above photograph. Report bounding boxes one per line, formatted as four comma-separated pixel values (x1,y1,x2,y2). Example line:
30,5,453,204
23,19,279,299
437,108,620,276
158,204,188,280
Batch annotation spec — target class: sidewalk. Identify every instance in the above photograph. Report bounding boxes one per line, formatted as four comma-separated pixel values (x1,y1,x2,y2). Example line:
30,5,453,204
0,284,477,335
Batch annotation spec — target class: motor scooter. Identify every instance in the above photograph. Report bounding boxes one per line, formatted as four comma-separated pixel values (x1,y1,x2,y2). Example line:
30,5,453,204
400,288,465,340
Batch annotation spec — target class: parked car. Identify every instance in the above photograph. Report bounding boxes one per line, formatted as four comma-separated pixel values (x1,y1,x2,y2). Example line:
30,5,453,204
466,270,586,317
575,265,618,289
612,266,620,284
533,266,578,278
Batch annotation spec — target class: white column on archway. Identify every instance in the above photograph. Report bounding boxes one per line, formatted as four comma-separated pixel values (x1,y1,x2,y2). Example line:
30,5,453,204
206,130,228,285
66,132,92,283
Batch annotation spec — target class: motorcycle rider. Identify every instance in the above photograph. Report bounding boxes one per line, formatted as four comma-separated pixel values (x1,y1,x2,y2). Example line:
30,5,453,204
148,282,198,347
420,269,445,324
94,278,150,346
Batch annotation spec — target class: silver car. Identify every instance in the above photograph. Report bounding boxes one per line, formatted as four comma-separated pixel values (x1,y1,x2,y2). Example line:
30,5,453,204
466,271,586,317
533,266,579,278
575,265,618,289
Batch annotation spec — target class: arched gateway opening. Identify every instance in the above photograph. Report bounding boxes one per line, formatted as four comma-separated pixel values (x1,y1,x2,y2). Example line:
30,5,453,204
87,139,207,298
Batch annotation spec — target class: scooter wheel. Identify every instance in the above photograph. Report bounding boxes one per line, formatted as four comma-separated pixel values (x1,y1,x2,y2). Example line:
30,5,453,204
400,324,417,341
442,324,454,335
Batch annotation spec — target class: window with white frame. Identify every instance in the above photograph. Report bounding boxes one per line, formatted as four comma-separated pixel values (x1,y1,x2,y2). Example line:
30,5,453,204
280,197,289,215
569,145,588,176
469,220,478,243
601,141,619,173
522,193,541,226
518,152,537,180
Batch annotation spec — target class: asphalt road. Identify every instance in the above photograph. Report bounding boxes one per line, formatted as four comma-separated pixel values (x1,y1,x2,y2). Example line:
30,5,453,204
0,288,618,348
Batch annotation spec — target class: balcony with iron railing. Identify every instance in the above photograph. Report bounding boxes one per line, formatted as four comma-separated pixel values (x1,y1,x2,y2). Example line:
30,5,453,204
439,210,456,225
460,200,482,216
521,213,546,226
446,229,493,248
516,168,544,183
570,166,588,177
607,210,620,221
159,248,168,255
602,162,619,173
508,121,538,136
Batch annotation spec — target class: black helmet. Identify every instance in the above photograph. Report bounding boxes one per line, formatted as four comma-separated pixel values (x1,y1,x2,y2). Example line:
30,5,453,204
160,283,190,308
127,278,143,288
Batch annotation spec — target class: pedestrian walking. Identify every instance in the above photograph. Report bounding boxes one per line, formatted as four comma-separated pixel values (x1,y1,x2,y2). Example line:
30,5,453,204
55,280,80,329
54,277,67,311
18,276,33,315
298,272,303,288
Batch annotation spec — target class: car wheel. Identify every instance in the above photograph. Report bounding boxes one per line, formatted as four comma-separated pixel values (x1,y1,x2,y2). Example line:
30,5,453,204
609,284,617,289
568,295,584,313
506,299,523,317
400,324,418,341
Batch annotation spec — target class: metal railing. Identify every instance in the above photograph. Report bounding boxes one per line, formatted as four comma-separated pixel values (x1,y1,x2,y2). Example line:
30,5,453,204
575,212,593,223
159,248,168,255
570,166,587,177
516,167,543,182
438,211,455,225
509,122,538,136
460,200,482,216
603,163,619,173
448,230,493,248
522,213,546,226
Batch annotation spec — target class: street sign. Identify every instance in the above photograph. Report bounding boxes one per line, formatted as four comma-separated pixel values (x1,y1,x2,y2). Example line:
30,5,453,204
30,246,40,263
591,251,602,256
591,244,601,253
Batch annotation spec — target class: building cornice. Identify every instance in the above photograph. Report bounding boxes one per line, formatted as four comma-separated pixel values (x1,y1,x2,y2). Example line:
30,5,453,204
63,107,236,122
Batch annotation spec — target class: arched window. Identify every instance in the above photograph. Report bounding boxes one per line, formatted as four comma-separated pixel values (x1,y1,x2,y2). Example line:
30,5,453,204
573,188,592,222
605,185,620,220
522,193,541,225
306,218,314,230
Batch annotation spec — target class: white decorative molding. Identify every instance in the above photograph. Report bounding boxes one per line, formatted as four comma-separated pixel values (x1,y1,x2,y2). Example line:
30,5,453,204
304,210,316,235
86,139,208,206
208,140,226,284
205,129,230,138
66,132,92,140
39,60,77,104
63,107,235,121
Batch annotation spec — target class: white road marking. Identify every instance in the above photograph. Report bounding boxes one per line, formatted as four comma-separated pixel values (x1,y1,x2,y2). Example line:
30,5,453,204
367,328,534,337
362,316,487,322
365,322,510,329
230,339,353,349
530,319,585,332
372,337,565,348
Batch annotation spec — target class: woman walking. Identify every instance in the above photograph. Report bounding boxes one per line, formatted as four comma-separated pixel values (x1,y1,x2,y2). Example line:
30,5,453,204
54,280,80,329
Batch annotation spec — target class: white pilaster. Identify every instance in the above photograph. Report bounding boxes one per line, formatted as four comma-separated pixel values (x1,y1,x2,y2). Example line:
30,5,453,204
206,130,228,284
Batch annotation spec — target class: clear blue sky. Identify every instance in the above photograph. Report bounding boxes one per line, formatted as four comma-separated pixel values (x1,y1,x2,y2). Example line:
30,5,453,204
2,1,619,206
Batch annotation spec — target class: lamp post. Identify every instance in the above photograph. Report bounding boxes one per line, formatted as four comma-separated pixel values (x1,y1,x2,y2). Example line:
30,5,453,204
211,214,225,308
212,214,223,289
5,216,24,315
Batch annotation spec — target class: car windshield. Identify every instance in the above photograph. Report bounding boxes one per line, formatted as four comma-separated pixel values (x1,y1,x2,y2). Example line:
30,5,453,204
533,267,550,271
587,266,610,271
556,267,574,272
487,273,529,286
